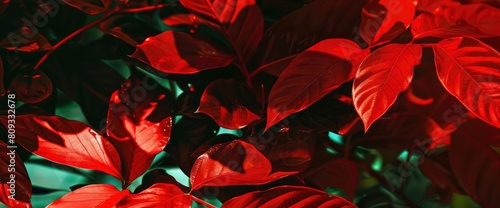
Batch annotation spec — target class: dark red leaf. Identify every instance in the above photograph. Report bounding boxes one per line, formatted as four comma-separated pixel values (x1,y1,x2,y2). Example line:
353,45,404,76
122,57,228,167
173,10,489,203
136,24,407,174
0,30,53,52
412,4,500,39
350,112,450,150
0,115,122,180
62,0,112,15
116,183,194,208
433,37,500,129
455,118,500,146
107,77,173,185
266,39,368,130
244,127,316,173
9,71,53,104
221,185,356,207
190,140,293,190
179,0,264,63
0,0,8,15
100,15,160,46
420,151,466,198
304,158,358,200
360,0,416,46
47,184,130,207
131,31,234,74
449,129,500,207
197,79,260,129
353,44,422,131
0,141,31,208
256,0,366,65
250,55,296,78
0,58,4,95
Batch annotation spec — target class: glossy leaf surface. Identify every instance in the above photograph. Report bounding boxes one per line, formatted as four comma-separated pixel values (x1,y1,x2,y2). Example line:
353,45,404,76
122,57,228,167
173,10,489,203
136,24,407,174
116,183,193,208
360,0,416,46
47,184,129,207
353,44,422,131
433,37,500,128
107,77,173,185
0,115,122,180
412,4,500,39
267,39,368,130
222,185,356,207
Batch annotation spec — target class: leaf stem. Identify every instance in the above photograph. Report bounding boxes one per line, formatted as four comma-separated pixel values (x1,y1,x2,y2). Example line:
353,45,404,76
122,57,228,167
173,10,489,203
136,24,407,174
117,3,173,13
33,7,119,70
191,195,216,208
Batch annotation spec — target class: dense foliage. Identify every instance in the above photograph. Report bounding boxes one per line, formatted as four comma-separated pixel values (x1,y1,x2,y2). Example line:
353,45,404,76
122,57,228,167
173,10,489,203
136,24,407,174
0,0,499,207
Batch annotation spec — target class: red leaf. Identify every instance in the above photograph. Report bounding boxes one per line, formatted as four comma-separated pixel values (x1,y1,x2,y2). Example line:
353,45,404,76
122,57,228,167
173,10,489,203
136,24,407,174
256,0,366,65
131,31,234,74
107,77,173,185
420,151,466,198
62,0,112,15
197,79,260,129
353,44,422,131
116,183,194,208
179,0,264,63
412,4,500,39
9,71,53,104
47,184,130,208
190,140,292,190
250,55,296,78
162,13,197,27
0,30,53,53
0,58,4,95
433,37,500,129
0,115,122,180
266,39,368,130
449,130,500,207
221,185,356,207
0,141,31,208
304,158,358,200
416,0,459,13
360,0,416,46
455,118,500,146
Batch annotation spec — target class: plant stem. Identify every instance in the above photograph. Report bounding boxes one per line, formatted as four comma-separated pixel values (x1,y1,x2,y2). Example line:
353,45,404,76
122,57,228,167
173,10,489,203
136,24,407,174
117,3,173,13
191,195,216,208
34,7,119,70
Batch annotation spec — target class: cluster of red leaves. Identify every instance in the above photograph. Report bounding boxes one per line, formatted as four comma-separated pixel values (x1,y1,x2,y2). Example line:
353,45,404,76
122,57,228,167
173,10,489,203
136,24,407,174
0,0,500,207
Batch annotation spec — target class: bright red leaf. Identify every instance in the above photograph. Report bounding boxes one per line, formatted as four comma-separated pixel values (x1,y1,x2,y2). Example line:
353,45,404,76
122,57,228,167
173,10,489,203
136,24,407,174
256,0,365,65
197,79,260,129
107,77,173,185
190,140,294,190
116,183,197,208
221,185,356,207
433,37,500,129
449,130,500,207
412,4,500,39
353,44,422,131
360,0,416,46
179,0,264,63
0,115,122,181
47,184,130,208
0,141,31,208
266,39,368,131
131,30,234,74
